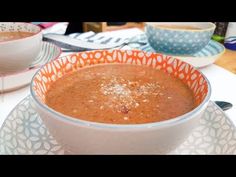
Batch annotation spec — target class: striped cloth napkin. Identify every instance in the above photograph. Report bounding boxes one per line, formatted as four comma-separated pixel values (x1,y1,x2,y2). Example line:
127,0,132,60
42,27,153,54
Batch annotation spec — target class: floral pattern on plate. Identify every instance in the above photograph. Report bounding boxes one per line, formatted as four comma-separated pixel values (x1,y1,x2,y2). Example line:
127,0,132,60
171,102,236,154
0,96,235,155
0,96,64,154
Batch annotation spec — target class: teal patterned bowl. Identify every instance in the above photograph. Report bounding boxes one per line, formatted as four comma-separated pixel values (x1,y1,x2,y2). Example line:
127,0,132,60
145,22,216,55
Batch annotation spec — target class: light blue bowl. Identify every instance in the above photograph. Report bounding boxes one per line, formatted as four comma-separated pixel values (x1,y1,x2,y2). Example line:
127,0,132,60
145,22,216,55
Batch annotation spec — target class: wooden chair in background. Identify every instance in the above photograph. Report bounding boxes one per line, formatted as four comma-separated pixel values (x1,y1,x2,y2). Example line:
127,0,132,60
83,22,145,32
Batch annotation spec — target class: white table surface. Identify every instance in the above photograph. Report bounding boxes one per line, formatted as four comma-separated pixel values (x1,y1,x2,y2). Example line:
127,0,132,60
0,27,236,128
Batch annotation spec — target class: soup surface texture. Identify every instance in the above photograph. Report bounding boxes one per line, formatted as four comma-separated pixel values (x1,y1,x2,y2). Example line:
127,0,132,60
0,32,35,42
45,64,196,124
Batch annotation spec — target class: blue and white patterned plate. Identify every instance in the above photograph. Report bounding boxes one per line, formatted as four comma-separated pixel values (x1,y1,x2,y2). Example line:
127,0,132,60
129,35,225,68
0,96,236,154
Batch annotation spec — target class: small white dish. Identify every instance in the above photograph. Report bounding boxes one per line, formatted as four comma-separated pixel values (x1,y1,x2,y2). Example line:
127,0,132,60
0,96,235,155
0,42,61,93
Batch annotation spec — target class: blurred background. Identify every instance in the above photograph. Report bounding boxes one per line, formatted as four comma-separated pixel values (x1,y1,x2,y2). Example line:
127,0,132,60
32,22,236,73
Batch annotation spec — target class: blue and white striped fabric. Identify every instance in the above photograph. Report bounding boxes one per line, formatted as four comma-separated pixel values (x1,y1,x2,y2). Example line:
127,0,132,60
68,31,129,44
67,30,147,50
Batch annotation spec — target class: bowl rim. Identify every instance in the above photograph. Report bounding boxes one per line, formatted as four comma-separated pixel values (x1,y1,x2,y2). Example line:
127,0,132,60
0,22,42,44
30,50,212,129
145,22,216,32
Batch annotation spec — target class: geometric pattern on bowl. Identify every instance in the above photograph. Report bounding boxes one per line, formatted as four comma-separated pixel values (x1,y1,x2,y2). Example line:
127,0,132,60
32,50,208,106
145,25,215,55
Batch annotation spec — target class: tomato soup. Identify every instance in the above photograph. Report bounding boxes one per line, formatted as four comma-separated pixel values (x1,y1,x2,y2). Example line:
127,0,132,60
0,32,35,42
45,64,196,124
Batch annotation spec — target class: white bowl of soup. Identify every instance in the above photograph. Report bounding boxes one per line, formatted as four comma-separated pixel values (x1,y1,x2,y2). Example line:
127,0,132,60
30,50,211,154
0,22,42,74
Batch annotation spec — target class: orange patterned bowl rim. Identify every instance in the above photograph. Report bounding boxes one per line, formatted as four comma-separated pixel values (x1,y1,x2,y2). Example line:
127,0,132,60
30,49,211,129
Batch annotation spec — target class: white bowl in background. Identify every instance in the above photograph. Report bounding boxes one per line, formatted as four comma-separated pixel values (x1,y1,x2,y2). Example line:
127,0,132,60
0,22,42,74
0,42,61,93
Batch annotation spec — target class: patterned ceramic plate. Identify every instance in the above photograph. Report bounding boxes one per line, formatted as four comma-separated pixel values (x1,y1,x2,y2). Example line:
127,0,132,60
170,40,225,68
0,42,61,93
130,35,225,68
0,96,236,154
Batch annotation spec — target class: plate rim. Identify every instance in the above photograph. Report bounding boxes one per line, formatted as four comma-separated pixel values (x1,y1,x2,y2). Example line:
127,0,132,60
0,41,61,78
142,39,225,59
139,40,225,68
173,40,226,58
0,42,61,92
